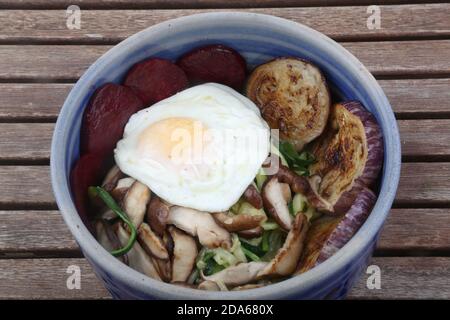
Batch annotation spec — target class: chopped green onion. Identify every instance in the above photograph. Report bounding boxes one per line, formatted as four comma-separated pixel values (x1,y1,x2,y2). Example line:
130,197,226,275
255,167,268,191
278,141,316,176
89,186,137,257
292,193,308,215
261,221,280,231
241,246,261,262
261,231,270,252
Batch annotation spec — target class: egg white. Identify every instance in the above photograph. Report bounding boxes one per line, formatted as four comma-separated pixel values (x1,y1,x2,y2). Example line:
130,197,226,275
114,83,270,212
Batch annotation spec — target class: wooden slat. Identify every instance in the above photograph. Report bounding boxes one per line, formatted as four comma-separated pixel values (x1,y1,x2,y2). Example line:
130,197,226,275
0,166,52,207
0,258,110,299
0,211,78,256
378,209,450,252
0,1,445,10
0,163,449,207
0,83,70,121
378,79,450,118
348,257,450,299
1,5,450,43
2,120,450,161
0,124,52,162
0,41,449,80
1,79,449,120
1,208,448,257
399,120,450,159
0,257,448,299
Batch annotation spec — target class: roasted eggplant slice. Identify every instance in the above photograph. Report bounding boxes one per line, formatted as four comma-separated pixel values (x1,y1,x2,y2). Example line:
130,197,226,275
246,58,331,151
297,187,376,273
308,101,383,214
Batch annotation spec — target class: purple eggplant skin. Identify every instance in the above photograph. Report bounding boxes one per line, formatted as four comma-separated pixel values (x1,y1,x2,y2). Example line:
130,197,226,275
310,101,384,215
297,187,376,273
333,101,383,214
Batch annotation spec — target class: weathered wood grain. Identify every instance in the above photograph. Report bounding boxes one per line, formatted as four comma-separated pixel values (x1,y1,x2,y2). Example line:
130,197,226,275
0,258,110,299
378,79,450,118
0,163,449,207
2,120,449,161
0,83,69,121
378,209,450,252
0,166,53,207
0,257,448,299
1,208,448,257
0,123,52,162
0,1,445,9
0,211,78,256
0,41,449,80
1,5,450,43
1,79,449,120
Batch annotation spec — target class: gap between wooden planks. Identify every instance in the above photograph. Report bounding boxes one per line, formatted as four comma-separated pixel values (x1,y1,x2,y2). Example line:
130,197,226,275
0,5,449,43
1,79,450,121
0,41,450,81
0,257,448,299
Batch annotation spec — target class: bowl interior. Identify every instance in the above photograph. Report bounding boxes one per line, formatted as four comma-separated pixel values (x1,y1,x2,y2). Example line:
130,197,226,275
52,12,400,299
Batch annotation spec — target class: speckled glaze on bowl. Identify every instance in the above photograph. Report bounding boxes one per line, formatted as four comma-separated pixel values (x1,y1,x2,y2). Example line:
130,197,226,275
51,12,401,299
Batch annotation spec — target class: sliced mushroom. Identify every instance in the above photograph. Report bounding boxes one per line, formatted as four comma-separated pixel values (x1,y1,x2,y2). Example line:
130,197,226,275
153,258,172,282
237,226,264,239
169,226,198,283
243,184,263,209
162,230,174,256
257,213,309,278
146,196,169,237
262,176,293,230
102,165,124,192
277,164,333,213
198,280,221,291
212,212,265,232
111,177,135,202
116,224,161,280
95,220,116,252
137,222,169,260
123,181,151,228
202,262,268,287
168,206,231,249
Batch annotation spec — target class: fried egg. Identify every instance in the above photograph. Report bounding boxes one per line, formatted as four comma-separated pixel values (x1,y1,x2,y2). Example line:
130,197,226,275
115,83,270,212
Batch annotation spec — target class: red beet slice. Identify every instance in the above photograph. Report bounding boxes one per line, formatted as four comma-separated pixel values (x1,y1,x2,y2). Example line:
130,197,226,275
80,83,144,157
177,44,247,90
70,153,107,233
123,58,188,106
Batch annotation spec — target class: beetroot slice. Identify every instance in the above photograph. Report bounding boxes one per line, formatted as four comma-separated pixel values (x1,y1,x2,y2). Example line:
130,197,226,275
80,83,144,158
177,44,247,91
70,153,108,234
124,58,188,106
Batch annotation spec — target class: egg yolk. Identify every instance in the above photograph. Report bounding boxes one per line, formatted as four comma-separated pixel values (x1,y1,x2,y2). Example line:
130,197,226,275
137,117,210,167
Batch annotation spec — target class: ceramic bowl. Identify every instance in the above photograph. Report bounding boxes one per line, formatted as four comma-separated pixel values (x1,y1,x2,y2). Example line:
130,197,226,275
51,12,401,299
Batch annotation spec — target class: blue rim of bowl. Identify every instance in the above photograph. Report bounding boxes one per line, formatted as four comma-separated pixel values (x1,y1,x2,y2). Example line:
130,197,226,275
51,12,401,299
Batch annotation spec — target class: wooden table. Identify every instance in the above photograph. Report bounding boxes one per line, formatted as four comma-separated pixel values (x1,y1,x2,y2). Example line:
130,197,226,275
0,0,449,299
